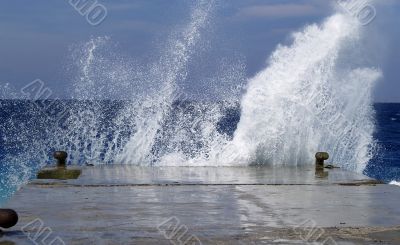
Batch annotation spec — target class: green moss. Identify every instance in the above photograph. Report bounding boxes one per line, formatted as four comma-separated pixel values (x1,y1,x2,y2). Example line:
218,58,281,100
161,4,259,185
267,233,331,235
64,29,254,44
37,168,81,180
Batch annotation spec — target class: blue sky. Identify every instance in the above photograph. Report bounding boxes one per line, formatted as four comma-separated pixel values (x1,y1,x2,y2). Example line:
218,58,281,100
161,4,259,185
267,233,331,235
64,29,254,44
0,0,399,101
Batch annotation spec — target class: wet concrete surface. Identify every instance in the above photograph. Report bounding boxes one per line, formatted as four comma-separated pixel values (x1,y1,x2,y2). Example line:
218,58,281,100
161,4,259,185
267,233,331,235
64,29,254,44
32,165,381,186
1,166,399,244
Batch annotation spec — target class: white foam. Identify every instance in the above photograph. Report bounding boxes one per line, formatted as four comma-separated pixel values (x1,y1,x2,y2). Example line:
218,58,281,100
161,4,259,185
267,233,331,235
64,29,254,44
4,1,381,171
220,13,381,171
70,5,381,171
117,0,216,165
389,181,400,186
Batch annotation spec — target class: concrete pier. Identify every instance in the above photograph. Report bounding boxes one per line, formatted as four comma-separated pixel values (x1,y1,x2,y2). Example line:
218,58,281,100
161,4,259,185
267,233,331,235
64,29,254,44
1,165,400,244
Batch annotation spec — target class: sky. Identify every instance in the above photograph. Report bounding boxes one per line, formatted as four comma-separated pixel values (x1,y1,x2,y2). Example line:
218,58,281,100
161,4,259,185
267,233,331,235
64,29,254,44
0,0,399,102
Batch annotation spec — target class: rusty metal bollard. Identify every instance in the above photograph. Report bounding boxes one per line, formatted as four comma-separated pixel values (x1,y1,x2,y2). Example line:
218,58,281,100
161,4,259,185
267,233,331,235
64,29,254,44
54,151,68,169
37,151,81,180
0,209,18,229
315,152,329,170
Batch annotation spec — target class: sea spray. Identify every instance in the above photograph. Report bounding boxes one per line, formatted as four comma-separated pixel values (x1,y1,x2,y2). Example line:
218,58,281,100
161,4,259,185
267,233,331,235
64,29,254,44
66,35,149,164
49,0,219,166
117,0,217,165
389,181,400,187
222,12,381,171
0,0,220,203
0,0,383,204
60,0,243,167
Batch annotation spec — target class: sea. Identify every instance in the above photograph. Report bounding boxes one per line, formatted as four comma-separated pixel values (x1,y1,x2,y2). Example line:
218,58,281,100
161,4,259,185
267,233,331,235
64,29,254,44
0,101,399,206
1,1,398,206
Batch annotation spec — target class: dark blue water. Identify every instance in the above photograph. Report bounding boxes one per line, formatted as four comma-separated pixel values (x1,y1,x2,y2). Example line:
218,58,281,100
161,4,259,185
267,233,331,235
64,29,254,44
365,103,400,182
0,101,399,205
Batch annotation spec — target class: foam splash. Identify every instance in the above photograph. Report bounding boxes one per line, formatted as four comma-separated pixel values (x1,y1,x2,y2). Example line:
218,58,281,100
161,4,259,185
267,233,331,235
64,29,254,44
0,1,382,182
116,0,217,165
115,10,381,169
389,181,400,187
0,0,220,203
217,13,381,171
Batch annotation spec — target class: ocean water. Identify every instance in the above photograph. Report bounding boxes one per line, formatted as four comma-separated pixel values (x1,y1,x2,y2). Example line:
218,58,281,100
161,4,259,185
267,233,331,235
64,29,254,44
0,101,399,205
366,103,400,182
0,0,394,205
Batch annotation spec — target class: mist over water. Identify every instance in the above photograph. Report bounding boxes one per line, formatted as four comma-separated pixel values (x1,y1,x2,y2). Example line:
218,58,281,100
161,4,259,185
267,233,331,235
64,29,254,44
0,0,383,203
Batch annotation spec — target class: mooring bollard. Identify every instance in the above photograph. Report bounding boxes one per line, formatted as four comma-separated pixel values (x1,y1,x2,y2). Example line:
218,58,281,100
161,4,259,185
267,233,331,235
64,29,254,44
37,151,81,180
315,152,329,178
0,209,18,229
315,152,329,170
54,151,68,169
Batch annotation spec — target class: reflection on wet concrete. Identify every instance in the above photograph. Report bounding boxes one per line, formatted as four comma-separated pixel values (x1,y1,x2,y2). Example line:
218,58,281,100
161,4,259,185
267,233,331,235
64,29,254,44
1,166,399,244
32,165,378,186
315,168,329,178
0,241,15,245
